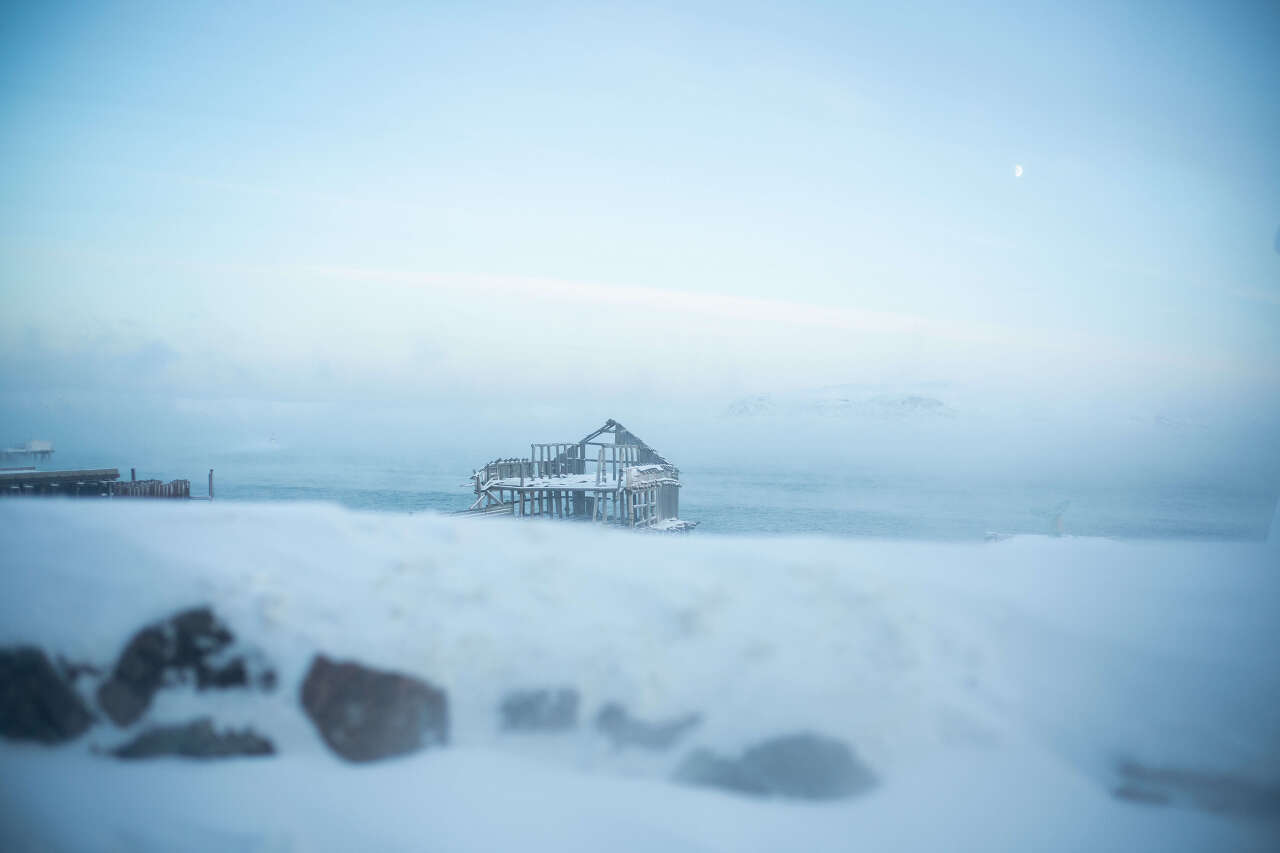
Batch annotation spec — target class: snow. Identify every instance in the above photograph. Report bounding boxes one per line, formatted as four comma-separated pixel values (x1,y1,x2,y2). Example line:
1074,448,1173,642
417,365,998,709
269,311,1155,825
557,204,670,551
486,473,616,490
2,500,1278,851
482,470,677,491
650,517,698,531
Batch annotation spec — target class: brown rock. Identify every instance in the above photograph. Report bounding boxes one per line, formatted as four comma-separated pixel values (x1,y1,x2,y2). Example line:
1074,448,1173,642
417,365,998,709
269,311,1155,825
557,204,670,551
300,654,448,762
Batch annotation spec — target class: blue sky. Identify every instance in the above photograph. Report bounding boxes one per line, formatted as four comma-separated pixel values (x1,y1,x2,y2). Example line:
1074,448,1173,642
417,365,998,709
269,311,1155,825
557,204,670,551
1,0,1277,416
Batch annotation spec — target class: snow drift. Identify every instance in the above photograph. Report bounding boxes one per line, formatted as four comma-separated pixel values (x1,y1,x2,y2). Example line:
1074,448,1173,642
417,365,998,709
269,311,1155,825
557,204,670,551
1,500,1278,851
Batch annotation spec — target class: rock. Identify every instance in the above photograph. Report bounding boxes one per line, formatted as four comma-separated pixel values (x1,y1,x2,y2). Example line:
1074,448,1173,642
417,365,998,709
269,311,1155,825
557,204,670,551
673,748,773,796
301,654,448,763
595,702,701,750
0,647,94,744
740,733,877,799
111,717,274,759
1114,759,1280,817
1112,784,1171,806
96,606,275,727
499,687,578,732
674,733,877,800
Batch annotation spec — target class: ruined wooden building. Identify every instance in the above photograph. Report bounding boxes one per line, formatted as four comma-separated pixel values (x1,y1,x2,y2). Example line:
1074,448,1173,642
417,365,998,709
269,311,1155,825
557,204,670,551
465,419,694,530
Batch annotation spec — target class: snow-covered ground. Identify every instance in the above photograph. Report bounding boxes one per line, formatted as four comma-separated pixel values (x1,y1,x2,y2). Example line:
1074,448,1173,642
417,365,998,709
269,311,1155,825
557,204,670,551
2,500,1278,851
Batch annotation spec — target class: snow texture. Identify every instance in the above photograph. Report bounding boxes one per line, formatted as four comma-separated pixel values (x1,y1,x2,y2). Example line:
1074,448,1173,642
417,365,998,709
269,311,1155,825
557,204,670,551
2,500,1278,851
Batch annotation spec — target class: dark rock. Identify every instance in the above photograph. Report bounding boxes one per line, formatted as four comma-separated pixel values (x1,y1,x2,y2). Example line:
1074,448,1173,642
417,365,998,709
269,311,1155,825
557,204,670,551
0,646,94,744
740,734,877,799
1112,784,1171,806
198,657,247,689
1114,759,1280,817
111,717,275,759
301,654,448,763
673,748,773,796
96,606,275,727
170,608,235,669
674,733,877,800
96,624,167,726
595,702,701,750
499,687,578,732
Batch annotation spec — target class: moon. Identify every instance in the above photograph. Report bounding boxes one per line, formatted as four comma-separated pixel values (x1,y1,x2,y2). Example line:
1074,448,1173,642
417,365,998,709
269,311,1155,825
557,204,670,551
1014,164,1024,178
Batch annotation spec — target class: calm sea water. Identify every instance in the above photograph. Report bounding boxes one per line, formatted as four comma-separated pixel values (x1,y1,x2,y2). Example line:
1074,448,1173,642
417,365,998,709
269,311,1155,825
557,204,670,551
64,449,1277,542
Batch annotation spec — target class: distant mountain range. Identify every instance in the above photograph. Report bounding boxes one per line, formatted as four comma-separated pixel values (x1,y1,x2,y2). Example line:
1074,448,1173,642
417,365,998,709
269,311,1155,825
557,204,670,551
724,386,956,419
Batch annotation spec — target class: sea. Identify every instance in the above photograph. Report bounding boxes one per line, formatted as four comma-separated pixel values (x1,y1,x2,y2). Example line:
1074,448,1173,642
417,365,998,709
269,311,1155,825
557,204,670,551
43,447,1278,542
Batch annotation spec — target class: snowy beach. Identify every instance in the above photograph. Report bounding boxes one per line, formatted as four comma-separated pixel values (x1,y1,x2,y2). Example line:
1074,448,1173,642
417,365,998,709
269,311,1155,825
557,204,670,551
2,500,1277,851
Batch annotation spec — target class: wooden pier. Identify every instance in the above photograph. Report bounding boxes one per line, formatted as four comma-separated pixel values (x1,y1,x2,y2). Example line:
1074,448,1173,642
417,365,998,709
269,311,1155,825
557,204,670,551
1,440,54,465
0,467,214,499
463,419,695,530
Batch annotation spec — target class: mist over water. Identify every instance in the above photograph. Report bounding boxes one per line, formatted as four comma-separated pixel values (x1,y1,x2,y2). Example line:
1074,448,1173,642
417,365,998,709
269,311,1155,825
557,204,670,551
14,390,1275,542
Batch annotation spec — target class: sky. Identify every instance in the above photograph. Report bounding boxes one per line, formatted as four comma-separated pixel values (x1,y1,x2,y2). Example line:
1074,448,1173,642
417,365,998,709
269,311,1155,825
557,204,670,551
1,0,1278,453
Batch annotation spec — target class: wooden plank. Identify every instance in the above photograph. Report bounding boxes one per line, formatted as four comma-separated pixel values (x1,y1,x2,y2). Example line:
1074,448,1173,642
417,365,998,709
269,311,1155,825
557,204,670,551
0,468,119,484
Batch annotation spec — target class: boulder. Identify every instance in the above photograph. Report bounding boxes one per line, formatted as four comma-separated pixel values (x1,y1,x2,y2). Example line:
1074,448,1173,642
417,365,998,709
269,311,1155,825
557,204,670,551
301,654,448,763
673,748,772,796
0,646,94,744
111,717,274,759
595,702,701,750
499,687,578,732
1114,759,1280,817
674,733,877,800
96,606,275,726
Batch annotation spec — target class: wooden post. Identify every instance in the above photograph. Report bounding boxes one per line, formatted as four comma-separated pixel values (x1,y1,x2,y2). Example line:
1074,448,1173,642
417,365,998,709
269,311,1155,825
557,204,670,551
208,469,214,500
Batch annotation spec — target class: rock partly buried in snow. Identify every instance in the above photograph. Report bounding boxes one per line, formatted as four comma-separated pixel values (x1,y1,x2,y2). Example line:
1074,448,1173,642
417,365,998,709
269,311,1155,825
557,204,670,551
1113,760,1280,817
301,654,448,763
96,606,275,727
111,717,275,759
499,687,579,732
674,733,877,800
595,702,701,750
673,748,774,796
0,646,95,744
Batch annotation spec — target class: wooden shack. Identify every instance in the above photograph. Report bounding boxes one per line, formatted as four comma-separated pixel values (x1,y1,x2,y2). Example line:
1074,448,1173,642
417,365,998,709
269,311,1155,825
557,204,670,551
465,419,694,530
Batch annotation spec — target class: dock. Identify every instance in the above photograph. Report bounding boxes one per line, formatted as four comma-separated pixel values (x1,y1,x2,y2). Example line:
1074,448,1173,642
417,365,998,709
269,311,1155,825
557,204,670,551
0,467,214,499
463,419,696,530
1,440,54,464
